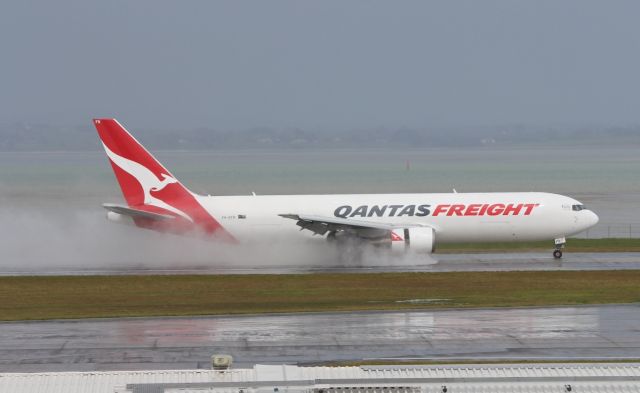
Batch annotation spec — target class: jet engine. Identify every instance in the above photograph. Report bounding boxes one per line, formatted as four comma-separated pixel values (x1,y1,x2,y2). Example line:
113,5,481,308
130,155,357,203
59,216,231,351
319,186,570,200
390,227,435,254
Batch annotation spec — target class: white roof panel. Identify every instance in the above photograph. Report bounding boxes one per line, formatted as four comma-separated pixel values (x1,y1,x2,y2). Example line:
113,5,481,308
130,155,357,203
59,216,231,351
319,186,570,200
2,363,640,393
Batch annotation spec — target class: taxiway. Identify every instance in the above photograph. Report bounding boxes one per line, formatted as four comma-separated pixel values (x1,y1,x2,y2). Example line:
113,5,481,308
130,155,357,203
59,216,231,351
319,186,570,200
2,252,640,275
1,304,638,372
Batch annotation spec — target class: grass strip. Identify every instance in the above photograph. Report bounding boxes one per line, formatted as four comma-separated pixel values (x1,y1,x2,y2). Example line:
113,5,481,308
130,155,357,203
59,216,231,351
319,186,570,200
437,238,640,253
1,271,639,321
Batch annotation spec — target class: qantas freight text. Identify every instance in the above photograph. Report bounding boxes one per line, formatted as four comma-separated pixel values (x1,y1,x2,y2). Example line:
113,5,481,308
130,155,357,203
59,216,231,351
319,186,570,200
333,203,540,218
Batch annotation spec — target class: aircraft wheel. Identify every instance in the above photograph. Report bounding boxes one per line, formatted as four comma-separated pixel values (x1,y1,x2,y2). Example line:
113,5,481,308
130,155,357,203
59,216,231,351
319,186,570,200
553,249,563,259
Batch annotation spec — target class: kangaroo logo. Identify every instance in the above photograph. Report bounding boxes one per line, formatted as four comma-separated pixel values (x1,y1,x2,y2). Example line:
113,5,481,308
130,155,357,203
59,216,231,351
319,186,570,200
101,142,194,222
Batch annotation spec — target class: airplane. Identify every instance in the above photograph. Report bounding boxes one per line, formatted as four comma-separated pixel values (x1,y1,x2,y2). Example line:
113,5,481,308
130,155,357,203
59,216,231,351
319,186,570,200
94,118,599,260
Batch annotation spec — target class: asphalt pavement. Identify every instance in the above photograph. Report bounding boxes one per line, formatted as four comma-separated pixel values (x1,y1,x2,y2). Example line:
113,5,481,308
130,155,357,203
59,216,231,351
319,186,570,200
1,304,639,372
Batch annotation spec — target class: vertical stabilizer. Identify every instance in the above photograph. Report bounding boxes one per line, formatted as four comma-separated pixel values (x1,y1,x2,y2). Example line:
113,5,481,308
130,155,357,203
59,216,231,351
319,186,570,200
93,119,234,241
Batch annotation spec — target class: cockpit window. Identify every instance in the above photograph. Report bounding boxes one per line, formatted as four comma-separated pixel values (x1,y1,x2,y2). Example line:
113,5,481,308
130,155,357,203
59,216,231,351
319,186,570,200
572,204,587,211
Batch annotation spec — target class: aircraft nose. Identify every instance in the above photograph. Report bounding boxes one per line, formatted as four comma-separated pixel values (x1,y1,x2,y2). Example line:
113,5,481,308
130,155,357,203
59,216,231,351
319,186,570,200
584,210,599,229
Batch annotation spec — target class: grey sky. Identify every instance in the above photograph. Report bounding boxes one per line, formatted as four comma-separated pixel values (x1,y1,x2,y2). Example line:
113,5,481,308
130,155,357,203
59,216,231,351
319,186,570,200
1,1,640,130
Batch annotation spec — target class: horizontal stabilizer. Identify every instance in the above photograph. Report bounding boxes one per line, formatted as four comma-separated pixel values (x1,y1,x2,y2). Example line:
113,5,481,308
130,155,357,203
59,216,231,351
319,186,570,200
102,203,175,221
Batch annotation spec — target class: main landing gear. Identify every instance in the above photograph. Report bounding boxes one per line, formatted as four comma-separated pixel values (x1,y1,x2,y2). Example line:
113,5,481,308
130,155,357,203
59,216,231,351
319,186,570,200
553,237,566,259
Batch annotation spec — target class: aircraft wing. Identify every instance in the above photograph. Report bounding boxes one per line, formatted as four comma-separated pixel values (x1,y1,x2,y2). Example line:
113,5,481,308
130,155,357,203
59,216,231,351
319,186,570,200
102,203,176,221
279,214,397,238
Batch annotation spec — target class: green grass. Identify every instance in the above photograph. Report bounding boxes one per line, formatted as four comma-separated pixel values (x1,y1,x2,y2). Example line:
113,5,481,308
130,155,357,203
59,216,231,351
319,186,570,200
437,238,640,253
1,271,640,321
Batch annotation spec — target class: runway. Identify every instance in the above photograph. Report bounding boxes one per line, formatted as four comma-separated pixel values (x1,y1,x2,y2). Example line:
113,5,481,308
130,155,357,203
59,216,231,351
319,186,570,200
1,304,639,372
431,251,640,272
3,252,640,275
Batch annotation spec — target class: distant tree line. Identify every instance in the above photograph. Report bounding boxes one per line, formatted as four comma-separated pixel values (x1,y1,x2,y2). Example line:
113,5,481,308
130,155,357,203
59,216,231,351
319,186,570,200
1,122,640,151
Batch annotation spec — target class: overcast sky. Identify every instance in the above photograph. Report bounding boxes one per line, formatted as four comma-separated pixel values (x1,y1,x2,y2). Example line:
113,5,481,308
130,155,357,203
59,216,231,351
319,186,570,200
1,1,640,130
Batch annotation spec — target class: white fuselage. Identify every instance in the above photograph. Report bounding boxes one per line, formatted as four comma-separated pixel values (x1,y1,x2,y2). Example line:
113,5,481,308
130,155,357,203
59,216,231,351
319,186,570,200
196,192,599,244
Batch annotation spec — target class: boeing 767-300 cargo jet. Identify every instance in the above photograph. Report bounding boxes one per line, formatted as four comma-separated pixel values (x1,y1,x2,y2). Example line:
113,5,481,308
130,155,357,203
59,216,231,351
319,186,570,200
94,118,599,260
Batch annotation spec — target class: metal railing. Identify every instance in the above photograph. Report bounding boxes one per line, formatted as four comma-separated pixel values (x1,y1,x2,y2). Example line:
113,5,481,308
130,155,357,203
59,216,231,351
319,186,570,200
576,224,640,239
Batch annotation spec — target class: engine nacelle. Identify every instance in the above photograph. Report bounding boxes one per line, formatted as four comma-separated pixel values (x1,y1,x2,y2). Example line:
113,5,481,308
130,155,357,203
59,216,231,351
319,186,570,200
390,227,435,254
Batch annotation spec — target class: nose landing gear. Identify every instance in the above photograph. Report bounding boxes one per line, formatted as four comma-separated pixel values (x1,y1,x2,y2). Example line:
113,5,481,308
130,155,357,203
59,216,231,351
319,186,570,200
553,237,566,259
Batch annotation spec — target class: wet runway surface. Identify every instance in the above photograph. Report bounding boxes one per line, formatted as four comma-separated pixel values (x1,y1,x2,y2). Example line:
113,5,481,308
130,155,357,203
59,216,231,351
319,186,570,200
430,251,640,272
3,252,640,275
1,304,639,372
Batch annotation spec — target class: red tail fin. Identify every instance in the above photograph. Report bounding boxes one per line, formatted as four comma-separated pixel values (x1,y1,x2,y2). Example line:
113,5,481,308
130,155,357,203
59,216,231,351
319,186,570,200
93,118,234,241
